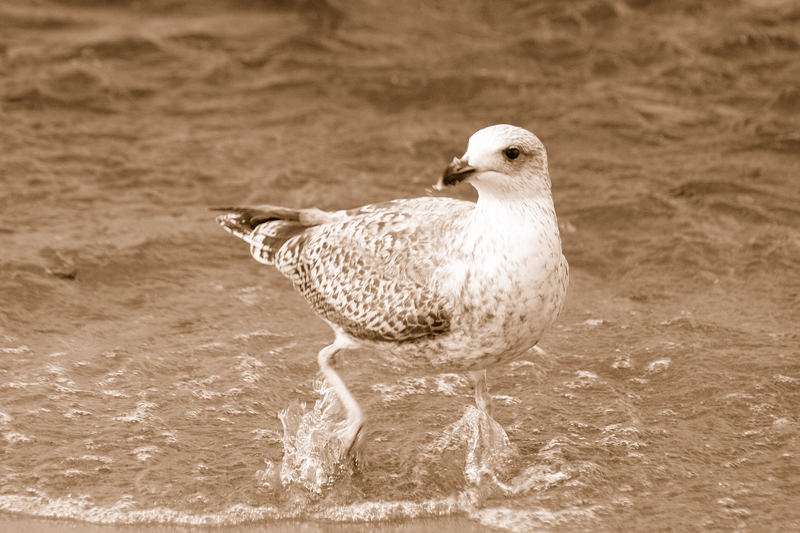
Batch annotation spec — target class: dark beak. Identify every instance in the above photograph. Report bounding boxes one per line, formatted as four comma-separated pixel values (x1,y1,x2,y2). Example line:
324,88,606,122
434,156,477,190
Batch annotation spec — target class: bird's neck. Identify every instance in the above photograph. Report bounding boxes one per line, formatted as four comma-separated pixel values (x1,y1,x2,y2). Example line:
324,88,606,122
474,179,557,218
462,181,561,250
475,188,554,213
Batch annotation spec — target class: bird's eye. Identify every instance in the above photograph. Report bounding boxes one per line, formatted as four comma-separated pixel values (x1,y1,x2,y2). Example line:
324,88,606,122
503,147,520,160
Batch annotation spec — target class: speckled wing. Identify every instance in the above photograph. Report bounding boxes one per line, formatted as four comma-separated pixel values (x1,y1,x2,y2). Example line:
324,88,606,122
274,197,474,343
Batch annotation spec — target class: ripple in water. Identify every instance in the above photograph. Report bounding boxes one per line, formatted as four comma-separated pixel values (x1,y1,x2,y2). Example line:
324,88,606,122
0,376,561,526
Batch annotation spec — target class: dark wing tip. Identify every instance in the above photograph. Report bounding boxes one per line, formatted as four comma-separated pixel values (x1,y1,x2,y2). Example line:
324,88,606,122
212,205,302,231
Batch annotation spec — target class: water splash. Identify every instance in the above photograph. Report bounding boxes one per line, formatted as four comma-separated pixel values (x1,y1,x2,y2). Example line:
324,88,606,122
416,406,577,501
276,384,536,500
420,406,519,490
277,379,352,493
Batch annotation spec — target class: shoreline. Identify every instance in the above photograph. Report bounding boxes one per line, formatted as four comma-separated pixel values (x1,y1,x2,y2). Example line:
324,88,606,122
0,513,491,533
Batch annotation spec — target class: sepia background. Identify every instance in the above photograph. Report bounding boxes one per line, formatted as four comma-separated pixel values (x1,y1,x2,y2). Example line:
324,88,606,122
1,0,798,531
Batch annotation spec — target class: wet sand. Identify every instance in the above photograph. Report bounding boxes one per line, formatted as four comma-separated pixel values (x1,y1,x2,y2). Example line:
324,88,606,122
1,0,799,531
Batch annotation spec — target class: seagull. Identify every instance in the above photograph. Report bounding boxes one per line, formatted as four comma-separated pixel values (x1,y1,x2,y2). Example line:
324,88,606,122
216,124,569,454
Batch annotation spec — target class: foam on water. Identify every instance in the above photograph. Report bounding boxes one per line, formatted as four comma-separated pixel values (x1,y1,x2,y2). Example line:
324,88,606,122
0,493,287,526
370,373,469,402
471,505,601,533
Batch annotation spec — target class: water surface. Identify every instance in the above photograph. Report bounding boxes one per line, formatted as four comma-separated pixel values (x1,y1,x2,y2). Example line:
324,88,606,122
1,0,799,531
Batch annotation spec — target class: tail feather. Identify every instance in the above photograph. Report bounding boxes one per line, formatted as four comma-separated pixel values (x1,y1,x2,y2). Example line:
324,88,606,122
213,205,302,226
214,205,327,266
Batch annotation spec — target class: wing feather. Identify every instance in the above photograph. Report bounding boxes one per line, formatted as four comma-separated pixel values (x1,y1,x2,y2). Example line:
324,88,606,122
275,197,474,342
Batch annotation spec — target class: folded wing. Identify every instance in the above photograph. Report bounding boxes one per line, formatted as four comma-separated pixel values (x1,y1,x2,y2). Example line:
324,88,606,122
274,197,473,342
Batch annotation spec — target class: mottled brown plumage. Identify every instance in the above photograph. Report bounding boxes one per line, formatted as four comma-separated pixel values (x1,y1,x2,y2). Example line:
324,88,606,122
217,198,472,342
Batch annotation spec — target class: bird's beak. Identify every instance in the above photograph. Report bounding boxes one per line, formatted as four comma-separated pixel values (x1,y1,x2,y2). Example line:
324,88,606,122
434,156,477,190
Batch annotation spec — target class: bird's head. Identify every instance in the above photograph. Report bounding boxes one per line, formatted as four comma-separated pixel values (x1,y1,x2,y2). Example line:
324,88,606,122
436,124,550,196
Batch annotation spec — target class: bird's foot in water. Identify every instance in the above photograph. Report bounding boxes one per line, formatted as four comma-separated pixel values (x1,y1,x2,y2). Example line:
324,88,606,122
335,418,364,467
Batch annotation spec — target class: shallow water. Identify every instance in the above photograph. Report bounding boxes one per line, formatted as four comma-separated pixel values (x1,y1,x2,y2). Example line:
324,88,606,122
1,0,799,531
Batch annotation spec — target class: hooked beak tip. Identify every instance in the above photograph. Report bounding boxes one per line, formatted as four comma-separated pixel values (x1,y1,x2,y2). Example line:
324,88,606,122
438,156,476,188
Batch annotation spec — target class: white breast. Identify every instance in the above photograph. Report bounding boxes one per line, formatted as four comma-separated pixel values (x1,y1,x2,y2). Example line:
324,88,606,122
445,193,568,356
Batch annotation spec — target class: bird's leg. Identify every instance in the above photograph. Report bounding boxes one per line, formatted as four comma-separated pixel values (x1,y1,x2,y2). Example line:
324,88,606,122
317,340,363,455
470,369,493,417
